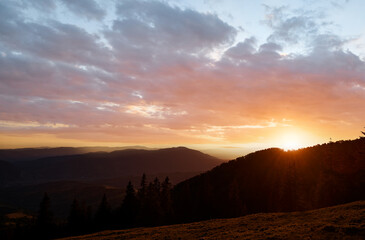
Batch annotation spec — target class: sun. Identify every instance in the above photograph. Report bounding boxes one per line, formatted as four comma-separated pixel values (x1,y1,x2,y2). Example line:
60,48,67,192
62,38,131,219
279,132,304,151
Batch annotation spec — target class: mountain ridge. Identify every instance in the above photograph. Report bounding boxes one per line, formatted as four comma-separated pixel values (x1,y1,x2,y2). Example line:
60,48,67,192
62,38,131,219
172,138,365,221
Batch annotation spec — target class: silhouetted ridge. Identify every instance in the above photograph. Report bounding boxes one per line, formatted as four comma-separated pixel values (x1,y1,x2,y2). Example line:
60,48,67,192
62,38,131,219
172,138,365,222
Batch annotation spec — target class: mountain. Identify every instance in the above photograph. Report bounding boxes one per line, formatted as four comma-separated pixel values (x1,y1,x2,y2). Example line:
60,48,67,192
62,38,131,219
58,201,365,240
0,146,151,162
172,138,365,222
6,147,221,185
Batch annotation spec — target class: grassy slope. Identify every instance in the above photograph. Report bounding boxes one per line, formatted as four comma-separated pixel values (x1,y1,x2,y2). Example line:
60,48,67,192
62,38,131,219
60,201,365,240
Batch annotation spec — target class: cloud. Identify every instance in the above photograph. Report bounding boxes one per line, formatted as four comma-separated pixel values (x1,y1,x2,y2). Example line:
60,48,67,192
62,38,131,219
0,120,71,129
0,0,364,146
224,37,257,60
22,0,57,11
60,0,106,21
0,20,111,70
263,5,330,47
113,0,236,52
331,0,351,8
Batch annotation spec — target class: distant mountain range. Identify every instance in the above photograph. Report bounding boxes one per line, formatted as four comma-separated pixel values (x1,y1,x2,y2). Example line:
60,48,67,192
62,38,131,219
0,147,222,218
0,146,151,162
1,147,221,185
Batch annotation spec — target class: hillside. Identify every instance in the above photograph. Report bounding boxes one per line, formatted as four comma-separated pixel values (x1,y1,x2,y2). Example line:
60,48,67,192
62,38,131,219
2,147,221,185
59,200,365,240
173,138,365,221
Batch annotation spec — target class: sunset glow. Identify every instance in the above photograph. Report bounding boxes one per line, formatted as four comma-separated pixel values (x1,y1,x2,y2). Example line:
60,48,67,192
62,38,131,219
0,0,364,159
278,132,305,151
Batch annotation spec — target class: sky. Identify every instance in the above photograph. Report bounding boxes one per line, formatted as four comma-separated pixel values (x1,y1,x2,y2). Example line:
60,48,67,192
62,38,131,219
0,0,364,159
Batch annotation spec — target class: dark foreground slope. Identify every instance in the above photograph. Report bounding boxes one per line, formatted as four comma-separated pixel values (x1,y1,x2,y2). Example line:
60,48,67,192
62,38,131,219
173,138,365,221
59,201,365,240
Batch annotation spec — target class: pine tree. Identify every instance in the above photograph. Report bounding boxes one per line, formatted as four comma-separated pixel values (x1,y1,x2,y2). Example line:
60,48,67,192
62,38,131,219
161,177,173,222
120,181,138,227
36,192,54,239
136,174,147,225
138,173,147,201
68,198,87,234
95,194,111,230
153,177,161,193
144,178,163,226
37,192,53,227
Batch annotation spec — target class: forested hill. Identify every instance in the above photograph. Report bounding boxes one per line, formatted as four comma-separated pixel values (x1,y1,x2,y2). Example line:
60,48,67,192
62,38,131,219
172,138,365,222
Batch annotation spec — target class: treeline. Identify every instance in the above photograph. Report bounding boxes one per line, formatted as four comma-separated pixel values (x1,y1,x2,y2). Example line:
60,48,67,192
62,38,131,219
0,174,173,239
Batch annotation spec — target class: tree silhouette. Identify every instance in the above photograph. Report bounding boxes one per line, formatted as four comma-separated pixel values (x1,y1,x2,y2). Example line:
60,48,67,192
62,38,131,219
161,177,173,222
37,193,53,226
120,181,138,227
137,174,147,225
144,178,163,226
95,194,111,230
36,192,54,239
138,173,147,202
67,198,87,234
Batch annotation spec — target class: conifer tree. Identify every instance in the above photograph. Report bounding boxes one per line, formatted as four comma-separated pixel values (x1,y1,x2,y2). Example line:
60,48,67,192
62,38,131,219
68,198,86,234
153,177,161,193
138,173,147,201
120,181,138,227
161,177,173,222
136,174,147,225
36,192,54,239
37,192,53,228
144,178,163,225
95,194,111,229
